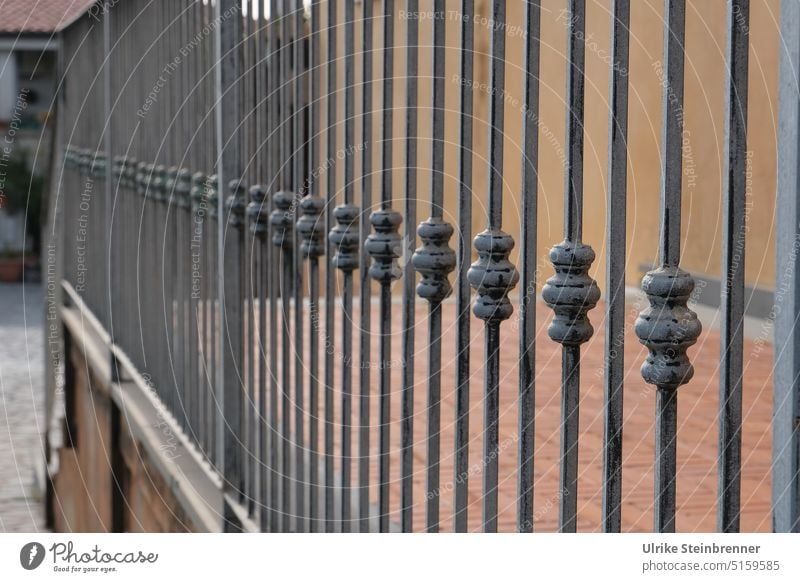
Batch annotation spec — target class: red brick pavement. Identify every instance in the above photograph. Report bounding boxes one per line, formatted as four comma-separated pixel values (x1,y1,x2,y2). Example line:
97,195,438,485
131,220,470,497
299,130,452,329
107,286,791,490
266,296,773,532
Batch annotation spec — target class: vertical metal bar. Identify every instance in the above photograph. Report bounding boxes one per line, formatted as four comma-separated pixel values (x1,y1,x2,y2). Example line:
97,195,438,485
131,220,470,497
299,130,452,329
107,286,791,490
242,0,255,516
357,0,374,534
191,171,208,455
142,160,155,409
401,0,418,534
324,0,337,533
203,177,217,466
231,9,247,507
774,4,800,535
246,0,269,522
653,0,684,534
111,151,122,352
266,0,280,532
255,188,269,532
155,2,170,425
181,0,194,459
260,209,270,533
168,4,181,433
207,0,218,475
467,0,518,533
160,164,177,422
273,0,295,531
190,0,202,459
202,0,218,470
517,0,541,534
327,0,360,533
102,0,113,372
453,0,474,533
254,1,267,530
134,1,145,378
283,0,293,532
178,167,194,439
718,0,749,534
174,173,189,436
213,174,222,474
216,0,245,528
634,0,701,534
268,0,295,532
249,181,269,527
188,0,203,465
298,168,325,535
602,0,630,533
542,0,599,534
483,0,505,532
214,0,227,503
276,197,294,533
774,0,800,535
150,3,160,408
303,0,323,534
563,1,584,242
253,0,263,515
660,1,686,269
228,171,247,495
412,0,455,533
293,0,308,533
366,0,403,533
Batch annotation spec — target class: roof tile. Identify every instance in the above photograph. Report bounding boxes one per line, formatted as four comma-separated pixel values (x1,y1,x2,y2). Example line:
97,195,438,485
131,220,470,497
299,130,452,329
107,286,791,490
0,0,95,34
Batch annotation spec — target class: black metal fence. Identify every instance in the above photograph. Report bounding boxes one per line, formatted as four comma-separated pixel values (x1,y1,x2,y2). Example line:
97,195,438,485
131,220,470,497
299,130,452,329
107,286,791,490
52,0,798,533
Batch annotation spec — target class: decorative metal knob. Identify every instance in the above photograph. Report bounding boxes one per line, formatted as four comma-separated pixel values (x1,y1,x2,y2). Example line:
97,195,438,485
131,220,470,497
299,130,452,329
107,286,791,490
468,229,519,323
206,174,219,218
64,146,75,168
270,190,294,248
165,166,178,198
124,157,138,189
90,152,106,177
112,155,124,181
116,156,132,188
365,208,403,283
542,241,600,346
226,179,246,228
329,204,360,272
412,218,456,303
78,149,92,175
190,172,207,207
175,168,192,209
136,162,149,196
297,194,325,258
151,165,166,202
246,185,269,239
634,266,702,389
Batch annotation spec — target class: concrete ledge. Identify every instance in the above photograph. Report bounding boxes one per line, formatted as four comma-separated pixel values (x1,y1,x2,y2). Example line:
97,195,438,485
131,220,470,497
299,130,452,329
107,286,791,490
55,282,223,532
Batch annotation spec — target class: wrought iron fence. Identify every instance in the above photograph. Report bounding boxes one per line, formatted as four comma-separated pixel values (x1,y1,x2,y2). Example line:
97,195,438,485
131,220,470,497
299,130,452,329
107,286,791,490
52,0,799,533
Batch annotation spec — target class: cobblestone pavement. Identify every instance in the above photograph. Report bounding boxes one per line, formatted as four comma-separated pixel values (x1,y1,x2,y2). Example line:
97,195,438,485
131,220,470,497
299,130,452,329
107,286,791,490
0,283,47,532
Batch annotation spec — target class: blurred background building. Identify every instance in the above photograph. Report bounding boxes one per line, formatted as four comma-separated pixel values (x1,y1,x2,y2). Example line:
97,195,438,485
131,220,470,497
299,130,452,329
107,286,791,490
0,0,89,275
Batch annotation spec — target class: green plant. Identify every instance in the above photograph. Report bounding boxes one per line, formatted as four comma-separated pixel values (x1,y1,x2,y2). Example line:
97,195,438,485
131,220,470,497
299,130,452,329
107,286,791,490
0,247,24,260
1,150,44,255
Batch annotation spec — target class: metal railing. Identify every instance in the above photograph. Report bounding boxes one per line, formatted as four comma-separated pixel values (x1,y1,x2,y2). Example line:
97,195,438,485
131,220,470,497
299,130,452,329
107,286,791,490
52,0,799,533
